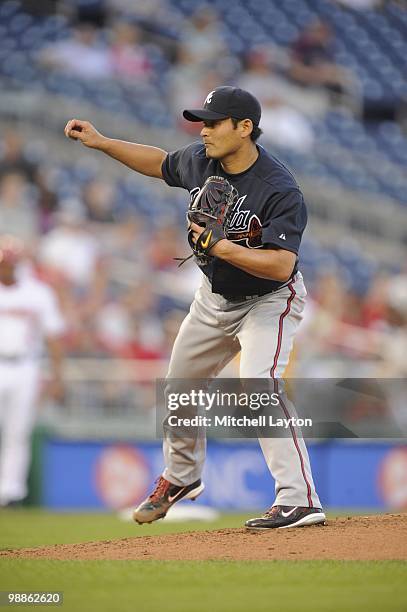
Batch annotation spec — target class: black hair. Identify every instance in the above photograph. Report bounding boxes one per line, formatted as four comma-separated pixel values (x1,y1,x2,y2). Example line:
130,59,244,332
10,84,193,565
231,117,262,142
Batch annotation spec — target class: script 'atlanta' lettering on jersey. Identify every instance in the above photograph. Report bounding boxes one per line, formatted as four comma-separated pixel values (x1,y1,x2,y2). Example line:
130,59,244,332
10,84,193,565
228,195,249,229
227,215,262,248
189,189,263,249
227,196,263,248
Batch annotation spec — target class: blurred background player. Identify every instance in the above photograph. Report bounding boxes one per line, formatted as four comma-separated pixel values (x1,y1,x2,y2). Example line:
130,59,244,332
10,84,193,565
0,235,65,507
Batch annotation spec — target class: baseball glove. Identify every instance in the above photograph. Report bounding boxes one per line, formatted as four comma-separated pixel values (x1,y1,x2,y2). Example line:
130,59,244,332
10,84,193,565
176,176,239,267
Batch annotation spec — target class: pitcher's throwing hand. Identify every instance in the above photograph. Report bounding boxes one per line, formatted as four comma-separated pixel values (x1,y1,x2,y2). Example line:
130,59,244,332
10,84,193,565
64,119,105,149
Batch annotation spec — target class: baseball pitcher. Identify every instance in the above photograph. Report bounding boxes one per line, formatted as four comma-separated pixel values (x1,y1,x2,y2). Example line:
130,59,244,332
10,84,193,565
65,86,325,529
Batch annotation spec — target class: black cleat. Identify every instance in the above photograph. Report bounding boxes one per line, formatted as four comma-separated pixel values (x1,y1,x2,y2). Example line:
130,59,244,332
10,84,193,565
133,476,205,524
245,505,326,530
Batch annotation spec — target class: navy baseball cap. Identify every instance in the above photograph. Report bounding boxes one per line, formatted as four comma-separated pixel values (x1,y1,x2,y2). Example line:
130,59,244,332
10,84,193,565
183,86,261,126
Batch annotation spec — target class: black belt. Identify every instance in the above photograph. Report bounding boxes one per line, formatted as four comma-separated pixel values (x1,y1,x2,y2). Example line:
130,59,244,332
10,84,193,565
221,276,295,303
222,292,270,302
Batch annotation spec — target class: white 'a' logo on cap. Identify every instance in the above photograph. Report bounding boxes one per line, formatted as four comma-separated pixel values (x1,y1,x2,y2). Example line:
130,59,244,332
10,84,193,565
205,90,215,105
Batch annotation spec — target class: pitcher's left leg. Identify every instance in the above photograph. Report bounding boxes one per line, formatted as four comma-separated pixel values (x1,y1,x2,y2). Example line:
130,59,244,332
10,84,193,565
238,276,323,525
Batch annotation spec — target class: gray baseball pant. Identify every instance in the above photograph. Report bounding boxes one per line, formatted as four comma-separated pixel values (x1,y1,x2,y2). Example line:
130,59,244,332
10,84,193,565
163,272,321,508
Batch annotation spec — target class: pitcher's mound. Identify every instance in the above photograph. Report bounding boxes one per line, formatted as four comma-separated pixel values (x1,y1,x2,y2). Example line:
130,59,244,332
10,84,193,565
1,513,406,561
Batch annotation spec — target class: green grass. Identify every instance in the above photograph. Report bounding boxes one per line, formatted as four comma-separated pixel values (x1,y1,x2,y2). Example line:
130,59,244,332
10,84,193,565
0,509,248,550
0,511,406,612
1,560,405,612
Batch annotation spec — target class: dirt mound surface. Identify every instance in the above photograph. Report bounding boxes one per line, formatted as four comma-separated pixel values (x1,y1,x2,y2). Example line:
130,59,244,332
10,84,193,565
1,513,406,561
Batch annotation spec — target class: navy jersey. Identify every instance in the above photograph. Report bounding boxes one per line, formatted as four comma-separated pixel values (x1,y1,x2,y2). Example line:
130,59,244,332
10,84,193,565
162,142,307,296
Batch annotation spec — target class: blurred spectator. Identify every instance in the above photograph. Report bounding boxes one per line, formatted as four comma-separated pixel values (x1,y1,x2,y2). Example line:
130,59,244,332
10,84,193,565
0,134,57,235
169,47,204,116
33,167,58,234
238,48,329,118
0,132,37,182
171,64,223,131
147,223,187,270
64,0,108,27
237,48,318,151
106,0,177,22
109,22,152,81
0,172,38,241
24,0,60,16
379,275,407,377
106,0,181,63
94,289,134,355
260,98,315,152
39,201,104,290
376,274,407,432
106,0,180,33
179,7,226,70
38,200,107,352
115,283,165,357
100,212,147,269
289,20,358,105
360,274,389,329
295,273,373,375
83,178,117,224
38,23,111,79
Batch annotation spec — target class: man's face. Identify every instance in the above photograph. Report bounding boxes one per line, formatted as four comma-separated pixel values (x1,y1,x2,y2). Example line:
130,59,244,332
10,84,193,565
200,118,243,159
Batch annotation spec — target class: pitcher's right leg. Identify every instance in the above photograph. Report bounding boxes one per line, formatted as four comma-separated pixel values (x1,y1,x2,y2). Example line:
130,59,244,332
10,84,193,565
134,284,240,524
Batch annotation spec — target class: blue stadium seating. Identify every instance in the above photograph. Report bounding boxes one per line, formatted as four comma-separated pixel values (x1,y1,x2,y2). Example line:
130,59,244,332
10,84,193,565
0,0,405,289
0,0,405,204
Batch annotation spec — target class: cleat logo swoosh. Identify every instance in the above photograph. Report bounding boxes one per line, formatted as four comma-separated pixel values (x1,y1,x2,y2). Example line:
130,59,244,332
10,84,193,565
168,488,186,503
281,507,298,518
200,231,212,250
